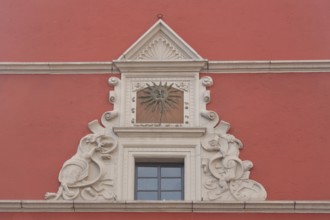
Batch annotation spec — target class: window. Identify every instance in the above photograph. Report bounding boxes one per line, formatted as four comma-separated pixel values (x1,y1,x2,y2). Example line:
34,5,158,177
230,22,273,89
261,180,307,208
135,163,184,200
118,144,199,200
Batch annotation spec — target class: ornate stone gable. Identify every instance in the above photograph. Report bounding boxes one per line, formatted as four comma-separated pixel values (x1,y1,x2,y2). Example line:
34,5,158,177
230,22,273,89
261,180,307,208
45,19,266,202
117,20,203,61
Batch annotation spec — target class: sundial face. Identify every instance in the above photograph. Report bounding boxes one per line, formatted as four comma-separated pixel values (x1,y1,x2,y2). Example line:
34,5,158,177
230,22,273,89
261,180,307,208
136,82,184,124
130,80,191,127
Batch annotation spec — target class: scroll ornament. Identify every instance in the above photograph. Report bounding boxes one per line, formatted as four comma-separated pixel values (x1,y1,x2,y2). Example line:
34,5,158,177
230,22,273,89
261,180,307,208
45,111,118,201
202,120,267,201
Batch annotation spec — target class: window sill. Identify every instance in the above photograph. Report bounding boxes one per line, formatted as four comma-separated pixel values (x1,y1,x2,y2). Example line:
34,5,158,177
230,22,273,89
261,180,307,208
113,127,206,138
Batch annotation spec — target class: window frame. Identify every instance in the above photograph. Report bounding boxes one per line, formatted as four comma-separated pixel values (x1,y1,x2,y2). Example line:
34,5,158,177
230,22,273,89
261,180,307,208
116,138,202,201
134,162,184,201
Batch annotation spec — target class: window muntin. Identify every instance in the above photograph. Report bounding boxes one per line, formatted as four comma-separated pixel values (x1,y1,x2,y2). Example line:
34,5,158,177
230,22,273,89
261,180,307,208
135,163,184,200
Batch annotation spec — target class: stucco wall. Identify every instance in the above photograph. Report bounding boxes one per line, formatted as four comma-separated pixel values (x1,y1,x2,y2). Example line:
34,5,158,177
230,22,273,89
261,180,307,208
0,0,330,61
1,72,330,200
0,2,330,219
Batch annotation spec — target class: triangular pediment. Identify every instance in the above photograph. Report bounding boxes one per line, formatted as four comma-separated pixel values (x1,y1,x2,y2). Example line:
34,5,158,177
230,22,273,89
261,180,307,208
117,20,203,61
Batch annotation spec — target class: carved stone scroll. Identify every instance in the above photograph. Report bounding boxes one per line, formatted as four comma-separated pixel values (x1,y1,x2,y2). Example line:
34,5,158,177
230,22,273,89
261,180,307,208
201,121,267,201
45,112,119,201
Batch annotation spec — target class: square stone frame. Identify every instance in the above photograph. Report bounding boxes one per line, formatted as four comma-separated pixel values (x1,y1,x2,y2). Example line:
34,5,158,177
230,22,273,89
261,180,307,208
116,136,202,201
120,72,200,127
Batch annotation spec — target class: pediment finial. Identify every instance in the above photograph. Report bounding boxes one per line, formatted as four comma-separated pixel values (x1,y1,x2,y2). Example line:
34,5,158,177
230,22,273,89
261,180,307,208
156,13,164,19
115,19,203,61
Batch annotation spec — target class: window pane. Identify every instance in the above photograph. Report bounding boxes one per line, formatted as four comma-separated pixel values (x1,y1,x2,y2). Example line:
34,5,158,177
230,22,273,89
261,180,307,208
135,163,184,200
161,167,182,177
137,167,158,177
161,192,182,200
161,178,182,190
137,192,158,200
137,178,158,190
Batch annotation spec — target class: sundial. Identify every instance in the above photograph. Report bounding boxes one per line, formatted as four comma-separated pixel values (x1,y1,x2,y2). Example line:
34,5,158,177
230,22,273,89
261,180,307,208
129,79,190,127
137,82,183,124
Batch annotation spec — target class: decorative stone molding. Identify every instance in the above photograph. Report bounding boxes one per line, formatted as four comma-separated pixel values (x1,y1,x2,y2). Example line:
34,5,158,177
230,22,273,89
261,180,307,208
45,19,266,202
117,20,203,61
2,200,330,213
0,62,114,74
201,120,267,201
113,127,206,138
136,37,186,60
45,115,119,201
205,60,330,73
2,60,330,74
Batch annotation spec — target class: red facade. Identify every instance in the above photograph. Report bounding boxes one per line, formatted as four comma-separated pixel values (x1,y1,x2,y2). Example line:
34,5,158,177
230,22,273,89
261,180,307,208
0,0,330,219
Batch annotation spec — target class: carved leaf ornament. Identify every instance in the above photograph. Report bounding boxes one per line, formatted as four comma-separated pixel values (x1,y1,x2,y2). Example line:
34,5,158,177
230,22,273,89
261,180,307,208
137,37,186,60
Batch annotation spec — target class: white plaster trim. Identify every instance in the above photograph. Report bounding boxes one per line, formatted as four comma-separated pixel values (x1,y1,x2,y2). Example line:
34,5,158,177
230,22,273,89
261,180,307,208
113,60,207,73
205,60,330,73
113,127,206,138
1,60,330,74
0,62,115,74
1,200,330,213
116,139,202,201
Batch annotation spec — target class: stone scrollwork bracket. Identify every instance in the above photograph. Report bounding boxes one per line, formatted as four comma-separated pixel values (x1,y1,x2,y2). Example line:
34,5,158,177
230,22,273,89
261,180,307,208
201,120,267,201
45,110,119,201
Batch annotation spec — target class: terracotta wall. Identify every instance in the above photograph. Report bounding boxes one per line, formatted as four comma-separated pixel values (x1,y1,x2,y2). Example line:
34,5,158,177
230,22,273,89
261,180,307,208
1,0,330,61
1,72,330,201
0,0,330,202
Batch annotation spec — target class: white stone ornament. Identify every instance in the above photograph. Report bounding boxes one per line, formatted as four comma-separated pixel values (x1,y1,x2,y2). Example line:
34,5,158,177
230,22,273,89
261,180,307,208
201,76,213,87
137,37,186,60
45,112,118,201
45,19,267,202
108,77,119,86
201,121,267,201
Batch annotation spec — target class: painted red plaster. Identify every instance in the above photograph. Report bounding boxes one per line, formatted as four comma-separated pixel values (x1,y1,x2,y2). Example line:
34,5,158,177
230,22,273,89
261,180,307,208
0,73,330,200
0,0,330,61
0,2,330,218
207,72,330,200
0,74,114,199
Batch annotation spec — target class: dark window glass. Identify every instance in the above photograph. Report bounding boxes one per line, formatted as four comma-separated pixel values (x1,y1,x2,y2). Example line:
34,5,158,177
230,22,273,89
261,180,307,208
135,163,184,200
161,167,182,177
137,167,158,177
161,178,182,190
137,178,158,190
137,192,158,200
161,191,182,200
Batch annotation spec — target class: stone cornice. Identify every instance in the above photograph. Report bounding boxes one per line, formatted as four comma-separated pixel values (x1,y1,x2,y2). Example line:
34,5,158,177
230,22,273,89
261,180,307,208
0,62,114,74
113,60,207,73
206,60,330,73
0,60,330,74
1,200,330,213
